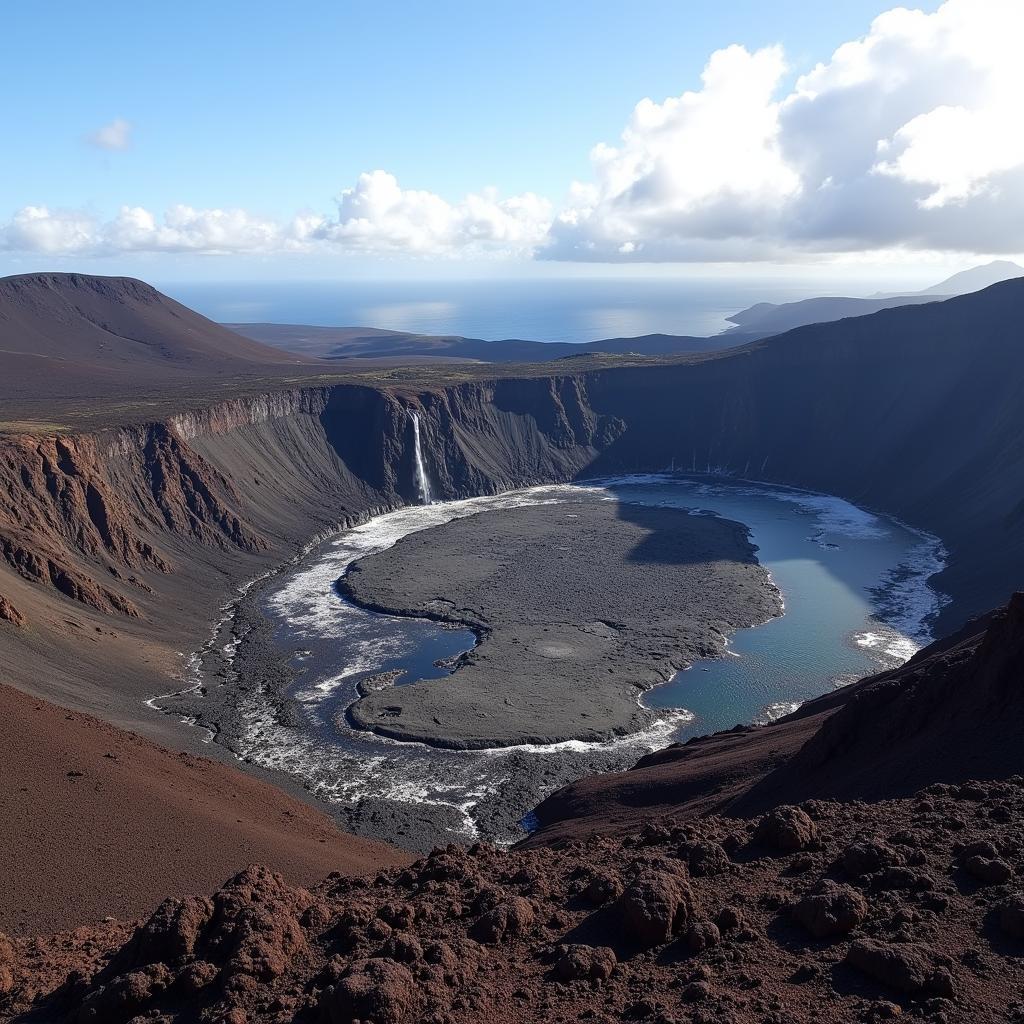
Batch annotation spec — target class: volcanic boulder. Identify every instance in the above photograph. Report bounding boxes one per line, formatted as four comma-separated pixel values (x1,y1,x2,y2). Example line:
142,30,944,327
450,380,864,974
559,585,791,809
845,939,956,997
998,895,1024,939
553,944,617,983
320,957,418,1024
791,881,868,939
964,854,1013,886
755,806,818,853
614,869,695,948
840,837,905,878
470,896,536,944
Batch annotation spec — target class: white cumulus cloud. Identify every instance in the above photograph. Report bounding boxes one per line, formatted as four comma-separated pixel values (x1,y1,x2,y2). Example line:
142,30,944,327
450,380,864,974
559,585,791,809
0,176,550,259
545,44,800,261
107,204,284,252
87,118,133,151
2,207,98,254
545,0,1024,260
1,204,289,255
313,170,551,256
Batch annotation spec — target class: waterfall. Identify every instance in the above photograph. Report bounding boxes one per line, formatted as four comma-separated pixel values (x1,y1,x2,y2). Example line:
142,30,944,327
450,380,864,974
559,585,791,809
409,411,432,504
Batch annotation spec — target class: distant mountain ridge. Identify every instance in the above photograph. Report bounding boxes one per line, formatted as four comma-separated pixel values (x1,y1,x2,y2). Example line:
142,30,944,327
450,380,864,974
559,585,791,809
898,258,1024,297
723,259,1024,339
228,322,731,364
721,292,943,338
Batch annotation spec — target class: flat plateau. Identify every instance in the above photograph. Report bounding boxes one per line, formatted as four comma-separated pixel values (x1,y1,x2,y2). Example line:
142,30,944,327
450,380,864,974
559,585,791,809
344,499,781,748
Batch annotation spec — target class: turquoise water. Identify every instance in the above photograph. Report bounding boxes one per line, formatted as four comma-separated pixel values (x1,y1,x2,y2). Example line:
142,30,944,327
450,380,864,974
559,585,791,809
260,476,943,748
599,478,944,739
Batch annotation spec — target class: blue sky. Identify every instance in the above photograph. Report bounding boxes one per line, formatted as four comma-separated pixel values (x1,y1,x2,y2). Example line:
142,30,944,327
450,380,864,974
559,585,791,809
3,1,925,208
7,0,1020,281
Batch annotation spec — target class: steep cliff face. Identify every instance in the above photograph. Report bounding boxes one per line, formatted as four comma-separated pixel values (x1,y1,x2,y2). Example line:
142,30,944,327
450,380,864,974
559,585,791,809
156,377,613,554
1,433,156,618
0,374,623,726
412,376,623,497
175,375,621,542
0,424,268,622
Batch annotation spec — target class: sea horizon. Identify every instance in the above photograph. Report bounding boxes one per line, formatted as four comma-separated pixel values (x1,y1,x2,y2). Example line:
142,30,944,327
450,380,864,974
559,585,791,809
163,276,881,344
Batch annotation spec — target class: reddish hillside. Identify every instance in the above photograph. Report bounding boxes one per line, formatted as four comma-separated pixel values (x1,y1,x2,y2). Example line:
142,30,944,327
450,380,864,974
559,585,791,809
0,683,412,937
0,273,321,403
9,773,1024,1022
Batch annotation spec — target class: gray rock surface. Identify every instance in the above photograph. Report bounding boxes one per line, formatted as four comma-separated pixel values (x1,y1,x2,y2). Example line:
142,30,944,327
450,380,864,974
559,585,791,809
344,500,780,748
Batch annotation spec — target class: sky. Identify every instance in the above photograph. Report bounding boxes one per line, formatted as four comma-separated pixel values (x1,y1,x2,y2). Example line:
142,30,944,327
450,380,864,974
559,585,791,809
4,0,1021,282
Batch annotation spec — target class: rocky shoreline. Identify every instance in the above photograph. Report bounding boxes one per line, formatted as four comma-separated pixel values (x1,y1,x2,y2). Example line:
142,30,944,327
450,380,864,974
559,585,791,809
151,494,782,852
154,554,688,852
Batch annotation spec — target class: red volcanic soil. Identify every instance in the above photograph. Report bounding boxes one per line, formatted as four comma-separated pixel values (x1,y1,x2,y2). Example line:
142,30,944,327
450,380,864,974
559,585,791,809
0,683,412,937
5,601,1024,1022
7,779,1024,1023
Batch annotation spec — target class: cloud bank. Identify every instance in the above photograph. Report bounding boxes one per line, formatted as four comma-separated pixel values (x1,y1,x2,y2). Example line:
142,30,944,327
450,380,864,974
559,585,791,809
5,0,1024,263
0,177,551,260
310,171,552,255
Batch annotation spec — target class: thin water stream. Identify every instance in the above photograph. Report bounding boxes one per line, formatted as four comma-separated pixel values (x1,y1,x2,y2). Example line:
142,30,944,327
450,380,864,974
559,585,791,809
409,411,433,505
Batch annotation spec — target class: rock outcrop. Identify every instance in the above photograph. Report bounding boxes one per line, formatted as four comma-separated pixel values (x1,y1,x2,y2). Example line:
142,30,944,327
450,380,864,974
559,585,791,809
0,426,265,618
0,595,24,626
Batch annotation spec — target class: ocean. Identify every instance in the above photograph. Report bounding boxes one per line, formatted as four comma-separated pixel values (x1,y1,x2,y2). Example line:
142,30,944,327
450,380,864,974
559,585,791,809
162,277,839,343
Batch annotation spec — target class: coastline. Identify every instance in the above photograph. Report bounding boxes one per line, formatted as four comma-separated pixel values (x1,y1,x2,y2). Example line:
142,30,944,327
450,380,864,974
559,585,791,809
149,488,768,849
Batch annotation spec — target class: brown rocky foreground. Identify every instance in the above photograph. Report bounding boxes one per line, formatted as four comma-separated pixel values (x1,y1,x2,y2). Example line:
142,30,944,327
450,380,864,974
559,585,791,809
4,778,1024,1023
